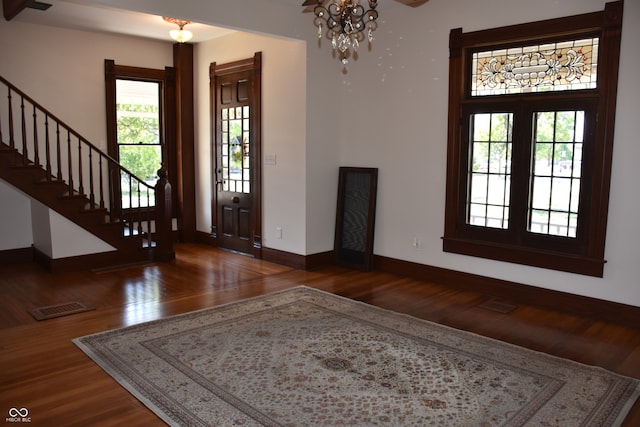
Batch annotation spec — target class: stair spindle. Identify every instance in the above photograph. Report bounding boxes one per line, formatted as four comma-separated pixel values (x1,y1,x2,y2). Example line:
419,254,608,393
77,137,84,196
55,123,62,180
20,97,28,164
128,174,133,236
98,154,105,210
67,129,73,193
146,190,152,248
7,88,15,150
88,146,95,207
0,90,3,147
44,114,51,181
32,105,39,167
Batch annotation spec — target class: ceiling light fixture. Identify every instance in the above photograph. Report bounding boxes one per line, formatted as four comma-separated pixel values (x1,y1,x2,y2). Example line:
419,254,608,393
162,17,194,43
304,0,378,65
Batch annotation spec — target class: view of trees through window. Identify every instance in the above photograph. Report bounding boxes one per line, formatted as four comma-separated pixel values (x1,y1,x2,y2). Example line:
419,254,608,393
468,110,583,237
116,79,162,208
444,2,622,276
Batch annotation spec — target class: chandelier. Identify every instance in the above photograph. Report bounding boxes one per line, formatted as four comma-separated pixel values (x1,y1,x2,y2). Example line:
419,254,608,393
310,0,379,64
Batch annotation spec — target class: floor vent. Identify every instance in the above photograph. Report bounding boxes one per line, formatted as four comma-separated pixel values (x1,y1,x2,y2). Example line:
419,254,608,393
477,299,518,314
29,301,95,321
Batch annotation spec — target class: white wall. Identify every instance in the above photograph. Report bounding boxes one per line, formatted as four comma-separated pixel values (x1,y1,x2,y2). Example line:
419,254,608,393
0,181,33,250
0,20,173,149
2,0,639,307
194,32,307,254
30,200,115,258
334,0,640,306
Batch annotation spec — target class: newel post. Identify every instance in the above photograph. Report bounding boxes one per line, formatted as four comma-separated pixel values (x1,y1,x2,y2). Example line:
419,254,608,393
155,167,175,261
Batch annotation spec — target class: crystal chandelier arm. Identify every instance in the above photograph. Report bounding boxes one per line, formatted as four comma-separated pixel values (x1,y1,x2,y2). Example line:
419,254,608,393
312,0,379,64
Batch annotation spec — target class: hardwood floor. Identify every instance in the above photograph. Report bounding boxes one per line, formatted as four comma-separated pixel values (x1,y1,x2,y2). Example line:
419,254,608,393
1,243,638,426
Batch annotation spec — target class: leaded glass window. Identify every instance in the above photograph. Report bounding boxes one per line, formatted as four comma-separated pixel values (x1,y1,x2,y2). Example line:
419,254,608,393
443,2,623,277
467,113,513,229
529,111,584,238
221,106,251,194
472,38,598,96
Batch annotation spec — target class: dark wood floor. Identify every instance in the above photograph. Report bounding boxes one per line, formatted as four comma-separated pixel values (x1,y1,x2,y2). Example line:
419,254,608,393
1,243,638,426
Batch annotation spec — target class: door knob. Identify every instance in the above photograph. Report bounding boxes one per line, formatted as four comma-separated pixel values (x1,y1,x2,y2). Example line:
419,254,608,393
231,196,240,203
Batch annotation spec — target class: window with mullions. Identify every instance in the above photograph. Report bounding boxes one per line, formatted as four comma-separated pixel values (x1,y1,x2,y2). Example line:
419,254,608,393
116,79,162,208
468,112,513,230
529,110,584,238
443,1,623,277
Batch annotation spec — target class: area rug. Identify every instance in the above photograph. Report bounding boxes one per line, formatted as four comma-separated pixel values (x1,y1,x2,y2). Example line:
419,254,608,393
73,286,640,426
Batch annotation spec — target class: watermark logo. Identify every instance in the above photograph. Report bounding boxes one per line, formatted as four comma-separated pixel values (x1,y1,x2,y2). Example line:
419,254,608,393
6,408,30,423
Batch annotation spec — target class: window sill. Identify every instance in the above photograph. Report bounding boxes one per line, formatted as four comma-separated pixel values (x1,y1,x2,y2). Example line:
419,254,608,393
442,237,605,277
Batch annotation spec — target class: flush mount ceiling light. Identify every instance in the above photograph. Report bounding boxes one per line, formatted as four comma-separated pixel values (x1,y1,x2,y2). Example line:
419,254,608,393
162,17,194,43
302,0,429,65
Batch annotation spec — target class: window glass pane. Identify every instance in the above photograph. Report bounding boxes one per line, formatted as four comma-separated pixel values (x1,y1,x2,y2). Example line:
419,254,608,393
472,143,489,172
529,110,583,237
116,80,160,145
470,173,488,201
473,114,491,141
116,79,162,209
467,113,513,229
468,203,487,226
472,38,599,96
535,112,555,142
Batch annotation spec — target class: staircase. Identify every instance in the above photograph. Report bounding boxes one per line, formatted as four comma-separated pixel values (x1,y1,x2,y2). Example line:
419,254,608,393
0,75,174,270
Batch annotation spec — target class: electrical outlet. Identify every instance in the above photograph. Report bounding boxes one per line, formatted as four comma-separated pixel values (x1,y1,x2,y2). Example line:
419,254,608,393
412,236,420,249
276,227,282,239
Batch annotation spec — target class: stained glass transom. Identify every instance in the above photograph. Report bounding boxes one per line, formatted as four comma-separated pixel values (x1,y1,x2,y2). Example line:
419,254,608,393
222,106,251,194
472,38,599,96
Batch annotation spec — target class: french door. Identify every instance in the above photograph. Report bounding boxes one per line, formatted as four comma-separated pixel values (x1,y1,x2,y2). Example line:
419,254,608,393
210,53,262,256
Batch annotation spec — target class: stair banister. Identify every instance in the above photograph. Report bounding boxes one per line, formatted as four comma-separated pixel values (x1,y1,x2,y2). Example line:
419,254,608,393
0,75,174,264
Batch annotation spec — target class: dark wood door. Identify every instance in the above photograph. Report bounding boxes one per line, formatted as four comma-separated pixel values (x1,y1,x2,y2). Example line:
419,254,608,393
211,53,262,256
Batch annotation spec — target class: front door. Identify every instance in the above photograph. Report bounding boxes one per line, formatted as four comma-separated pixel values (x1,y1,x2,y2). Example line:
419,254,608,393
211,53,262,256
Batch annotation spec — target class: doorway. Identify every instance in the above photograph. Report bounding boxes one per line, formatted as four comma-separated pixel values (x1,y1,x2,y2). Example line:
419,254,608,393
210,52,262,256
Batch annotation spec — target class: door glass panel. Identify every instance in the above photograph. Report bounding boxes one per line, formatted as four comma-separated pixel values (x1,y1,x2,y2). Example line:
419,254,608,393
221,105,251,194
116,79,162,208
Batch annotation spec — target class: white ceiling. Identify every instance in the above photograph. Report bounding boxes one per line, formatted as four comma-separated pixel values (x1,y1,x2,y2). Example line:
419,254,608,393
11,0,237,43
9,0,418,43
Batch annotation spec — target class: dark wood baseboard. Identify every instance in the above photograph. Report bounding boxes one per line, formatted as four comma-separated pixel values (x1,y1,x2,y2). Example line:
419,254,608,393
172,235,640,328
374,255,640,329
261,247,306,269
195,231,334,271
305,250,335,270
0,246,34,265
33,247,150,273
195,230,216,246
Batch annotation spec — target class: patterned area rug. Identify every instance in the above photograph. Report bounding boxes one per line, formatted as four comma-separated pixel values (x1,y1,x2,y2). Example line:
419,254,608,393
74,286,639,426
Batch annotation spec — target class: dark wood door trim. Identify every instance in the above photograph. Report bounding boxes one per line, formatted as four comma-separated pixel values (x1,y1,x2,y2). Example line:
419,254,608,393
173,43,196,242
210,52,262,257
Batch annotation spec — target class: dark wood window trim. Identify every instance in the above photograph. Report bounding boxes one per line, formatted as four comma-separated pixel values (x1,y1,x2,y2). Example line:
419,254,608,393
104,59,177,215
443,1,624,277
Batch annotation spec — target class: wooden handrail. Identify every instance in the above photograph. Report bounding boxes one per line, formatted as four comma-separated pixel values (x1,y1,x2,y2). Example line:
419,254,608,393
0,75,172,259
